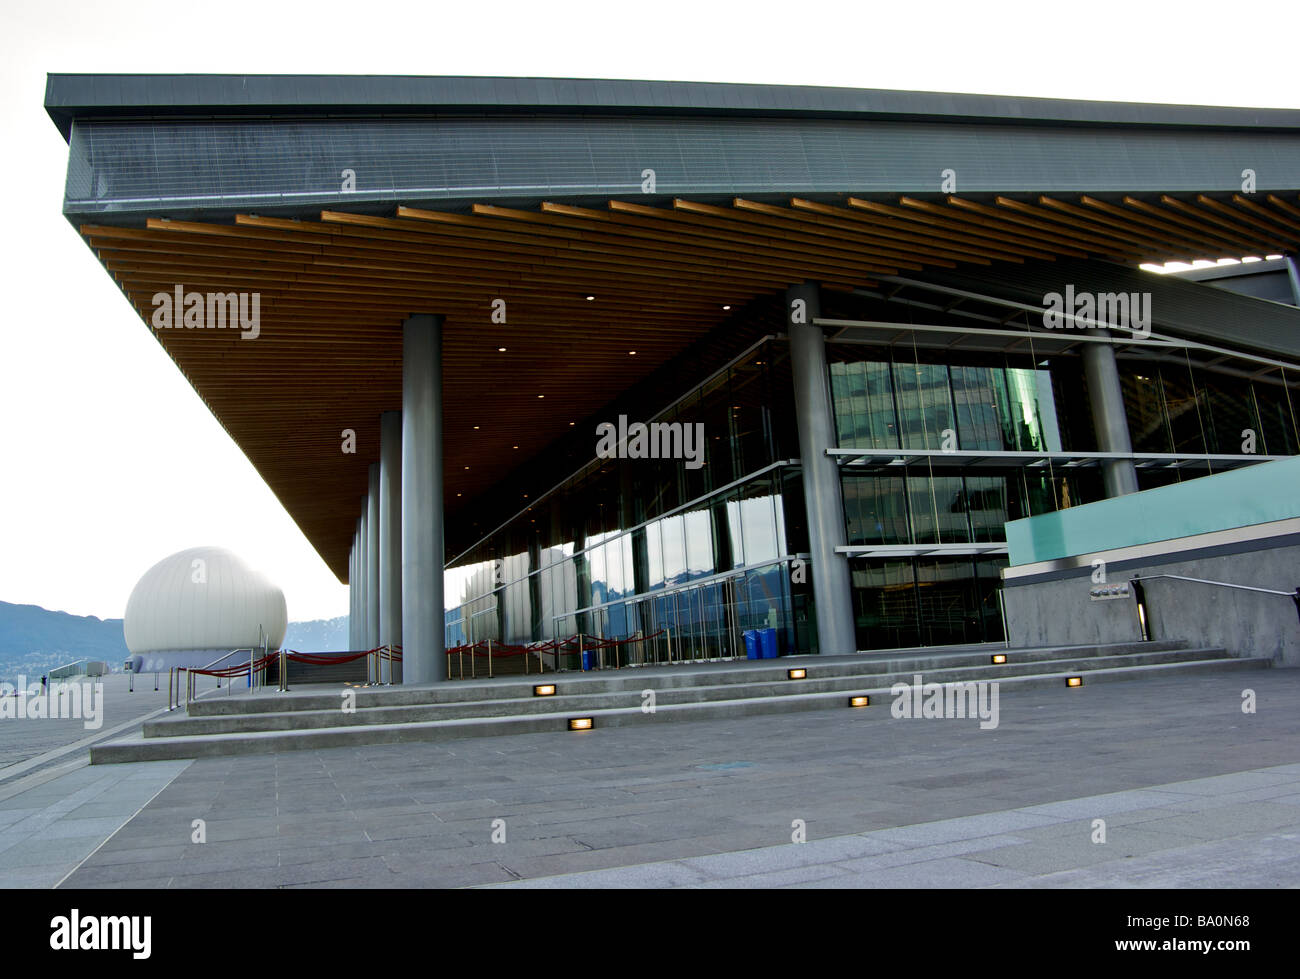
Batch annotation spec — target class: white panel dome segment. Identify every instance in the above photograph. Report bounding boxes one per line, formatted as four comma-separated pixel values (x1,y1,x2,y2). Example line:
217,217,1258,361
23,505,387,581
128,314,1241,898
124,547,287,672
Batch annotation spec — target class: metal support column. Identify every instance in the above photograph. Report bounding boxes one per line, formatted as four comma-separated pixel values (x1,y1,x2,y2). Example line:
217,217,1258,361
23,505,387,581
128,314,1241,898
379,410,403,677
349,538,357,651
402,314,446,683
354,516,363,649
358,507,369,650
787,282,857,655
1080,332,1140,497
367,463,381,651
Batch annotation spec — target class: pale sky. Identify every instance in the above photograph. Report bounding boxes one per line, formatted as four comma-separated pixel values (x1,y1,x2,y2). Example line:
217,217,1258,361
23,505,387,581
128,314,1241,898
1,0,1297,622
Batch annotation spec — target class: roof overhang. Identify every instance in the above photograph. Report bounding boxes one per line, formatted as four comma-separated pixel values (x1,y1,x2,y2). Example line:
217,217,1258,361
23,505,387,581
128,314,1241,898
45,76,1300,583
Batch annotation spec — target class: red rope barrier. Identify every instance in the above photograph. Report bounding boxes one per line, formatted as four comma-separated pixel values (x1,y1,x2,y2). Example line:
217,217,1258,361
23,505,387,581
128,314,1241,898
189,646,399,677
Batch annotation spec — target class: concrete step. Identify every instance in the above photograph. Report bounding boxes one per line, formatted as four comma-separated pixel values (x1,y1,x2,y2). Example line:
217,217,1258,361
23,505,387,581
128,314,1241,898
183,639,1192,716
142,646,1229,738
89,653,1268,764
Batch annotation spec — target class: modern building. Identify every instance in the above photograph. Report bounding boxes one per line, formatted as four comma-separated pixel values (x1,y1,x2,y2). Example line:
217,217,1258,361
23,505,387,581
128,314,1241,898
45,75,1300,681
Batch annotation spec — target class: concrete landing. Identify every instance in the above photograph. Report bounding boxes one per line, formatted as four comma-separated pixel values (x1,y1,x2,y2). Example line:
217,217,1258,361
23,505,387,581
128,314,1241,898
52,668,1300,889
88,640,1268,763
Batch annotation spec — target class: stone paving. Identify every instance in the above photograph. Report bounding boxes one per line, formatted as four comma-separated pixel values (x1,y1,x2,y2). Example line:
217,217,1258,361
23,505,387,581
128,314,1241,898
0,673,172,772
0,760,191,888
488,765,1300,888
10,667,1298,888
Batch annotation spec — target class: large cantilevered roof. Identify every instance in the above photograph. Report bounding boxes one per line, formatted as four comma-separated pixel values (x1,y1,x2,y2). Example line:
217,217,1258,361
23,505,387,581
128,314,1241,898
46,75,1300,581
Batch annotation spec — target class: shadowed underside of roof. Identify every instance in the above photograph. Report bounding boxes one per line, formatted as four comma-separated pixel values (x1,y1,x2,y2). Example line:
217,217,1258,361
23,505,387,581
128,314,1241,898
79,191,1300,580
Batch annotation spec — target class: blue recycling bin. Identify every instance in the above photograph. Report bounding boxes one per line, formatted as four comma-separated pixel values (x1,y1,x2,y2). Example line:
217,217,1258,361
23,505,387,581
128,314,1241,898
743,629,761,660
759,627,779,659
581,648,598,671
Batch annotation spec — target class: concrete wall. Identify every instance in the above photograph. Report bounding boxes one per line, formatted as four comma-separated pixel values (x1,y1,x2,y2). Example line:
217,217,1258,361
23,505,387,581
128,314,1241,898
1004,543,1300,667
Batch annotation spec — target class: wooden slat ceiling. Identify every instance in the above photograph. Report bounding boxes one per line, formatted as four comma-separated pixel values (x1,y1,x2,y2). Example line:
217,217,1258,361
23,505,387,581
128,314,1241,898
81,192,1300,581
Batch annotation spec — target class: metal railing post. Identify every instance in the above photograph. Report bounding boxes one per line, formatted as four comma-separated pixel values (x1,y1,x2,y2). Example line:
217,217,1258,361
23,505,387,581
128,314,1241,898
996,588,1010,649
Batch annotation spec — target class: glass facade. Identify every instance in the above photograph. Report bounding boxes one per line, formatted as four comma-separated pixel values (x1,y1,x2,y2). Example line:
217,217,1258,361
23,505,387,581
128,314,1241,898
445,333,1300,661
1119,359,1300,459
827,345,1093,650
443,340,811,660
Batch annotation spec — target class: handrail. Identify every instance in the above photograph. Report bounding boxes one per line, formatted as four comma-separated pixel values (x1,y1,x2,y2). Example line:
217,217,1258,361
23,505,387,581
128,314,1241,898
202,647,254,671
167,647,254,712
1129,574,1300,641
1131,574,1297,598
48,658,89,679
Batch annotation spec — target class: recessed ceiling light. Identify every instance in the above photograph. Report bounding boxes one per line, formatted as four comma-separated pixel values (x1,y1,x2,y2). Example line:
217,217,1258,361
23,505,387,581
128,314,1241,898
498,347,507,352
513,445,519,449
585,295,595,301
628,350,637,355
569,421,575,426
473,425,480,430
722,305,731,310
538,394,545,399
463,466,469,470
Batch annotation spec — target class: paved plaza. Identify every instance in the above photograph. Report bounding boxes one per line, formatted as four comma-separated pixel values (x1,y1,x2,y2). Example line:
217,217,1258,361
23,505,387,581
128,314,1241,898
0,668,1297,888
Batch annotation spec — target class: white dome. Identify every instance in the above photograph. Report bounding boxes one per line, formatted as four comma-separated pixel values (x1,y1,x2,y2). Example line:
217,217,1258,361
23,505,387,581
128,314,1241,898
124,547,287,673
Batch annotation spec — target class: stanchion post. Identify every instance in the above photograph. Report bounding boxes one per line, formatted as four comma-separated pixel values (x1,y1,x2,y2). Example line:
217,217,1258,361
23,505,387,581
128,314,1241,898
488,639,493,679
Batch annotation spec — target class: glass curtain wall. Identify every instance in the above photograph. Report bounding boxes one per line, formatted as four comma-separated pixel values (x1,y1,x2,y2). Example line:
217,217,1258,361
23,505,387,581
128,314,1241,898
830,345,1089,650
444,339,807,659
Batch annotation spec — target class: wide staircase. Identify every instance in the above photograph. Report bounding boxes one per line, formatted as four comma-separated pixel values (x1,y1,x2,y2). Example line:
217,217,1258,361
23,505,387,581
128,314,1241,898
90,639,1267,764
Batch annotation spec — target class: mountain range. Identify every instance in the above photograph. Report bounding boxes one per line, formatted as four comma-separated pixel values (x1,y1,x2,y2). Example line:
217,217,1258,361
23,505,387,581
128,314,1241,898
0,600,347,681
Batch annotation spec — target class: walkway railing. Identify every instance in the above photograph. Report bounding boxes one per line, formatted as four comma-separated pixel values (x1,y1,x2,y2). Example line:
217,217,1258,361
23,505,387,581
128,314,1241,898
49,659,92,681
168,647,256,712
1129,574,1300,641
170,645,402,711
160,628,740,707
444,630,668,680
